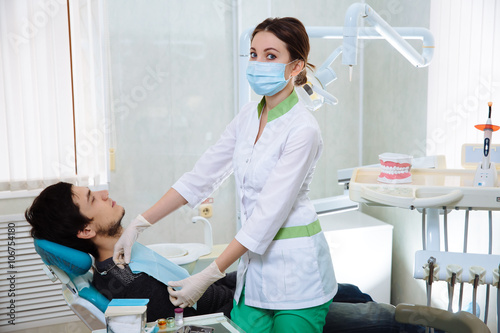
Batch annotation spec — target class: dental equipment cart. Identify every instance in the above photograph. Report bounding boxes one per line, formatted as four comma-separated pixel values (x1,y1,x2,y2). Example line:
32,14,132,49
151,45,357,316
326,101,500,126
349,166,499,332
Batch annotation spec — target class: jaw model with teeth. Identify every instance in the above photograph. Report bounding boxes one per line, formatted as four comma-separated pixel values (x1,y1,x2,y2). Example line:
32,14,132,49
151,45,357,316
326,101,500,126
378,153,412,184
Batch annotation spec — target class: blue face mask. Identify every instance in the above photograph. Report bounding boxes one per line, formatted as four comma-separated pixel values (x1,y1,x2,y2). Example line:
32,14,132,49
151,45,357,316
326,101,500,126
246,60,296,96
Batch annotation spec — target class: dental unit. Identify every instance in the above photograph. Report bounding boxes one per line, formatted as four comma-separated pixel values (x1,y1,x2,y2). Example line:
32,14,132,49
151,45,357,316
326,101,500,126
349,102,500,332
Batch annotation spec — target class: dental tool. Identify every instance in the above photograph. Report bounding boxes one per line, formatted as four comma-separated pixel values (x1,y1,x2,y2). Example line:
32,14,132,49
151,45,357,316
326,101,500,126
494,266,500,333
458,208,470,311
424,257,439,305
424,257,437,333
473,102,499,187
473,274,480,317
421,208,426,250
484,211,493,324
469,266,486,317
443,207,448,252
446,264,463,312
448,272,457,312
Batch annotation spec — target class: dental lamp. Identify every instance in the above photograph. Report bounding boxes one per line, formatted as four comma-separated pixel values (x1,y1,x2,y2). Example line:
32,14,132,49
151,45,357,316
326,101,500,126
238,3,435,111
343,3,434,80
297,46,342,111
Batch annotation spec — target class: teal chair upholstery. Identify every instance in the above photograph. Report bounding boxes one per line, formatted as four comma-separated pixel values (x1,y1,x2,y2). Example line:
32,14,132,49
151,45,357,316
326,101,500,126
34,238,109,330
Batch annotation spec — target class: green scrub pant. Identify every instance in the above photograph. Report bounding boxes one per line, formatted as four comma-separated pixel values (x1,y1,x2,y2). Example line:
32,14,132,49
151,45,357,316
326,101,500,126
231,288,332,333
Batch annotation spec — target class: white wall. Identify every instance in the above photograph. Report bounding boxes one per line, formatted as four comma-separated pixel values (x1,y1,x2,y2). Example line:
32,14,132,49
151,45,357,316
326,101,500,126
106,0,238,246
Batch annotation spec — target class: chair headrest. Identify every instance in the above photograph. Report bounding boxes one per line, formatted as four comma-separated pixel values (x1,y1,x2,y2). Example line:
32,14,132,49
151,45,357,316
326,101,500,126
34,238,92,277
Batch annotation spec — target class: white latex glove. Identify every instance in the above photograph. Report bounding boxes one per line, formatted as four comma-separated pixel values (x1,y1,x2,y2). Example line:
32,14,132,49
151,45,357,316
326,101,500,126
168,261,225,308
113,214,151,265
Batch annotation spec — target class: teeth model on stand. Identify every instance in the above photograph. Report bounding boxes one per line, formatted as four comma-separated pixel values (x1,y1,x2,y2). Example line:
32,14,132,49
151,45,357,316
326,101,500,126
377,153,413,184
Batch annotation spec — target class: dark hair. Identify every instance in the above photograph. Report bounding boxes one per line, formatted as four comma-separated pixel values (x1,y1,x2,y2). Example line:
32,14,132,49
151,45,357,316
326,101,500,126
25,182,99,258
252,17,314,86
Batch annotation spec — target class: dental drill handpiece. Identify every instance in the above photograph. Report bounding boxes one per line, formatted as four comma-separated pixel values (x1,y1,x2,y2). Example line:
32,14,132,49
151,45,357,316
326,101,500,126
473,274,480,316
426,257,436,333
497,264,500,333
448,272,456,312
426,257,436,305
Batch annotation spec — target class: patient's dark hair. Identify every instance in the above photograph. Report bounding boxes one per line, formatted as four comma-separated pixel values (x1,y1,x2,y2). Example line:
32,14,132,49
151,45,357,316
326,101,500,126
25,182,99,258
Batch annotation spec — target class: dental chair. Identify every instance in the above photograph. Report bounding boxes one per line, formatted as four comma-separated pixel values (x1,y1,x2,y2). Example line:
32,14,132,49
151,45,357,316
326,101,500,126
395,303,491,333
34,238,109,331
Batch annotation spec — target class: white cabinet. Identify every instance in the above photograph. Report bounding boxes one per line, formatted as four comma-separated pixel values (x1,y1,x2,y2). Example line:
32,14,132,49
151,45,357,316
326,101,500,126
320,210,393,303
196,210,393,303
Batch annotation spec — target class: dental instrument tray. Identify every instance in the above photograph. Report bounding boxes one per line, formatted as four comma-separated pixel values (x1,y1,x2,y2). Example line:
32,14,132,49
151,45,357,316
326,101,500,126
349,167,500,210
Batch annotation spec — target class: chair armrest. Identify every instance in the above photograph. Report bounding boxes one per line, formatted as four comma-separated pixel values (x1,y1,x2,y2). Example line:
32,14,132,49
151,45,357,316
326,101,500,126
79,286,110,313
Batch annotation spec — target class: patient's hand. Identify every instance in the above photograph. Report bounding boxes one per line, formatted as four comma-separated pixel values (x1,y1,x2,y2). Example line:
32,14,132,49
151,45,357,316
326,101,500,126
168,261,226,308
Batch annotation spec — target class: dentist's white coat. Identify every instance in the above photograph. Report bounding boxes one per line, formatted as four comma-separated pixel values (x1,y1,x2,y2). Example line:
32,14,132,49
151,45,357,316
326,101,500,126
173,91,337,310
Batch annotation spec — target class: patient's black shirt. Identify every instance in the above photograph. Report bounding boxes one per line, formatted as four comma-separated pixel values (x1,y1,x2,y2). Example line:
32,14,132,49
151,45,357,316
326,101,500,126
92,257,236,322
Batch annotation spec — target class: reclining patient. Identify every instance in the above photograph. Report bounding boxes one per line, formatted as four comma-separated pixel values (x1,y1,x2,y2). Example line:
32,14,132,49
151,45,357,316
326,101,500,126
25,182,422,332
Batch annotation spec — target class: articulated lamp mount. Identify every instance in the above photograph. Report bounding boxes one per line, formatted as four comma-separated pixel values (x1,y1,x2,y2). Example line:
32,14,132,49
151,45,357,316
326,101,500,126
295,2,434,111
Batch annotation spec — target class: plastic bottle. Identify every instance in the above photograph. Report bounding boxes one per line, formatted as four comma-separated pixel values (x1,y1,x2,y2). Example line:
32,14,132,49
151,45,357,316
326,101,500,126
174,307,184,326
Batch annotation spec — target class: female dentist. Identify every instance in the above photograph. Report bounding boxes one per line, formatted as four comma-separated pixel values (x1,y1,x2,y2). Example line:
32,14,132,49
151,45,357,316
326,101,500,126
113,17,337,333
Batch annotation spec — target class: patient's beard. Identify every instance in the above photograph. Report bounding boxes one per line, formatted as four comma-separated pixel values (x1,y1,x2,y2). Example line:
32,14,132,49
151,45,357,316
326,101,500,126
97,210,125,237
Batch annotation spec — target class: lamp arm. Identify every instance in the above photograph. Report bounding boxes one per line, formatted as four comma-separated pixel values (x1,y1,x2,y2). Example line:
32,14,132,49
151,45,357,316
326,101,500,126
342,3,434,68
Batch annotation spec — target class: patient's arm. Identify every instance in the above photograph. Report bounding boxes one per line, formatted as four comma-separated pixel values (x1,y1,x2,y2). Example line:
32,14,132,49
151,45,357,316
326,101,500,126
92,257,235,321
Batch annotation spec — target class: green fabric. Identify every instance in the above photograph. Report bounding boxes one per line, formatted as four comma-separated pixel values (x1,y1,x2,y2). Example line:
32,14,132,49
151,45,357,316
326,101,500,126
273,219,321,241
257,89,299,122
231,288,332,333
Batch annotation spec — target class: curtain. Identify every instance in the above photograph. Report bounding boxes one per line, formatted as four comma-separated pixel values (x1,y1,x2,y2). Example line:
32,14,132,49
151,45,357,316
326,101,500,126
427,0,500,168
0,0,111,195
69,0,112,189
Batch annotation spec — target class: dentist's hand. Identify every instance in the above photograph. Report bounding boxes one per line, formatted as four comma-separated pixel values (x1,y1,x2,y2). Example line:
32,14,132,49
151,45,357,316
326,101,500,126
113,214,151,265
168,261,226,308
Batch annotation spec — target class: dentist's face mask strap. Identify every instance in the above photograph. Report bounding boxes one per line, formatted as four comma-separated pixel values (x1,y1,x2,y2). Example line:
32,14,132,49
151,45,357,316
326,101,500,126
246,60,298,96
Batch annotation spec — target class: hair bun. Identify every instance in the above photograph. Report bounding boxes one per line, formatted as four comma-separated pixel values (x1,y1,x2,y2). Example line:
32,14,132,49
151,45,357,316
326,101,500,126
294,70,308,86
